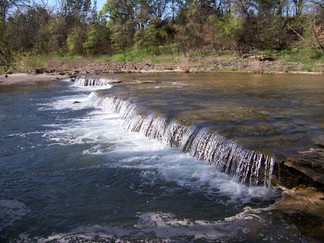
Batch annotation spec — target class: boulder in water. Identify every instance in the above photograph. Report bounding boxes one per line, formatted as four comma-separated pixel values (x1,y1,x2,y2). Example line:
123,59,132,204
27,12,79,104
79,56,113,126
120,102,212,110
70,75,77,82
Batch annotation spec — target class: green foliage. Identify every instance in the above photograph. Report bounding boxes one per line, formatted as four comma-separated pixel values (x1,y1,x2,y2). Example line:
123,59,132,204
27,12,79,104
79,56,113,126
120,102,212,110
110,53,127,62
134,20,171,53
110,48,152,62
109,19,135,52
83,23,110,55
1,0,324,71
67,27,86,55
0,66,7,74
282,48,324,64
0,63,14,74
215,15,243,55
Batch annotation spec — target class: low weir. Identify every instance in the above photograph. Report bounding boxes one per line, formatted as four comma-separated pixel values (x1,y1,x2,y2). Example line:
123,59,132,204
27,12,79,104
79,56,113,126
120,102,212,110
71,75,324,190
90,93,274,187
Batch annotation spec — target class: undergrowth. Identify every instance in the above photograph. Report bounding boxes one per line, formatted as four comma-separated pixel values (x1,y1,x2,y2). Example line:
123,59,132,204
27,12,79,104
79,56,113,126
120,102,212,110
3,48,323,74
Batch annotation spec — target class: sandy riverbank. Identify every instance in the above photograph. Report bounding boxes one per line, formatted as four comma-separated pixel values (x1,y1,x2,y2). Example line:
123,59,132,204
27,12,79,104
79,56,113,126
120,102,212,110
0,73,69,87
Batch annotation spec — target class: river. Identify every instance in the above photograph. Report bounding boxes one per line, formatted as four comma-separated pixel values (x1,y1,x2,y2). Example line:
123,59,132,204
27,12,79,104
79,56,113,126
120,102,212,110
0,73,323,242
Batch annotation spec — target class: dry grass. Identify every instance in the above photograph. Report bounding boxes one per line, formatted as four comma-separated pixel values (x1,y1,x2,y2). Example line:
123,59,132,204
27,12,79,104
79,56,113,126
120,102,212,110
250,61,264,74
180,56,190,73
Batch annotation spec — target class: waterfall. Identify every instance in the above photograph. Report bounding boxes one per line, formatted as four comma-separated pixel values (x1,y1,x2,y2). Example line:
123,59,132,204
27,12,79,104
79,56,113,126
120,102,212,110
72,76,120,86
89,92,275,187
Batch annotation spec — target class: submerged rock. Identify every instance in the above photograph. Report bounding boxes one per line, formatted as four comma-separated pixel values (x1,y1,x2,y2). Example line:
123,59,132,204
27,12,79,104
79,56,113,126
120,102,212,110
268,186,324,240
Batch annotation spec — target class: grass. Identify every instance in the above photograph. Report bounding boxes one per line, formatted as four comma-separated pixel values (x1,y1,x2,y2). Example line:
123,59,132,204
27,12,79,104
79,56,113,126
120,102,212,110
0,66,14,74
107,46,184,66
3,47,323,74
281,49,324,64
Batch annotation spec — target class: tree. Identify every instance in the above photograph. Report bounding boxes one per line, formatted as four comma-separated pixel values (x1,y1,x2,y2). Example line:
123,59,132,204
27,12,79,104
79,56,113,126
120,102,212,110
83,22,110,54
292,0,306,16
0,0,27,37
62,0,92,25
300,0,324,53
5,5,55,53
66,26,86,54
0,0,29,66
216,14,243,55
0,0,322,69
173,0,210,54
100,0,137,51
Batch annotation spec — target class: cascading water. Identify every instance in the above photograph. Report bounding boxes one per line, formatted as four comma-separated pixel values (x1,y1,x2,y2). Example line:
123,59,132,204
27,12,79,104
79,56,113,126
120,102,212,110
72,76,120,86
89,91,275,187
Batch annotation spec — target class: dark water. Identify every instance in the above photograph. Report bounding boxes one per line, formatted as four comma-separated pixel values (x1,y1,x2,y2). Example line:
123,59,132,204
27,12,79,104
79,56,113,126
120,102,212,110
0,78,321,242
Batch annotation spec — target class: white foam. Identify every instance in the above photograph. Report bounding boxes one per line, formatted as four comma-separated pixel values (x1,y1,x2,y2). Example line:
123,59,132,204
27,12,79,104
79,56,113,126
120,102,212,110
71,77,114,90
38,82,280,202
71,84,113,91
42,92,278,203
61,78,71,83
18,206,307,242
39,94,93,111
20,212,237,242
8,131,42,138
19,210,275,242
40,79,113,112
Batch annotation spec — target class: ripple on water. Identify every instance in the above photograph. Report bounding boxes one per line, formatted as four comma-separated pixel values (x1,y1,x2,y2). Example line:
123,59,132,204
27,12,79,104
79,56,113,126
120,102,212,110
16,209,310,242
0,200,29,232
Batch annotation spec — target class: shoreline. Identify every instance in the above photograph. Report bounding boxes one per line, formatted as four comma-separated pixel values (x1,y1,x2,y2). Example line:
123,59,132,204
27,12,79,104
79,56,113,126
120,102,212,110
0,66,323,87
0,73,69,87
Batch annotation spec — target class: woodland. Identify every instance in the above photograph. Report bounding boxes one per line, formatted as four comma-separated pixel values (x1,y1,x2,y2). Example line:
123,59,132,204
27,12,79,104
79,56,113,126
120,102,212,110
0,0,324,70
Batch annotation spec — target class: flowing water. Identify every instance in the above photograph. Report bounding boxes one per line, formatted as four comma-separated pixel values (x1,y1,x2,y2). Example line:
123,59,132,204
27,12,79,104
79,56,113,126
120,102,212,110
0,75,322,242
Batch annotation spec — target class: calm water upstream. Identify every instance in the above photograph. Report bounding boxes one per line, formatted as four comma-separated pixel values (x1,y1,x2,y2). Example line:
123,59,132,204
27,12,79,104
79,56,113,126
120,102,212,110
0,74,322,242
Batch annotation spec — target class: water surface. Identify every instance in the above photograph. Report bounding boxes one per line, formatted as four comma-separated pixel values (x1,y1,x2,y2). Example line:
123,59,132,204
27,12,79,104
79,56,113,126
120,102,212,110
0,75,322,242
102,72,324,161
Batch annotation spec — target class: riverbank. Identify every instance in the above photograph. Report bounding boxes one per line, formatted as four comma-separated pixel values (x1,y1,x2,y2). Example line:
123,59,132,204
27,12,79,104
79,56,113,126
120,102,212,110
0,73,68,87
64,59,324,75
1,61,323,88
3,51,324,77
